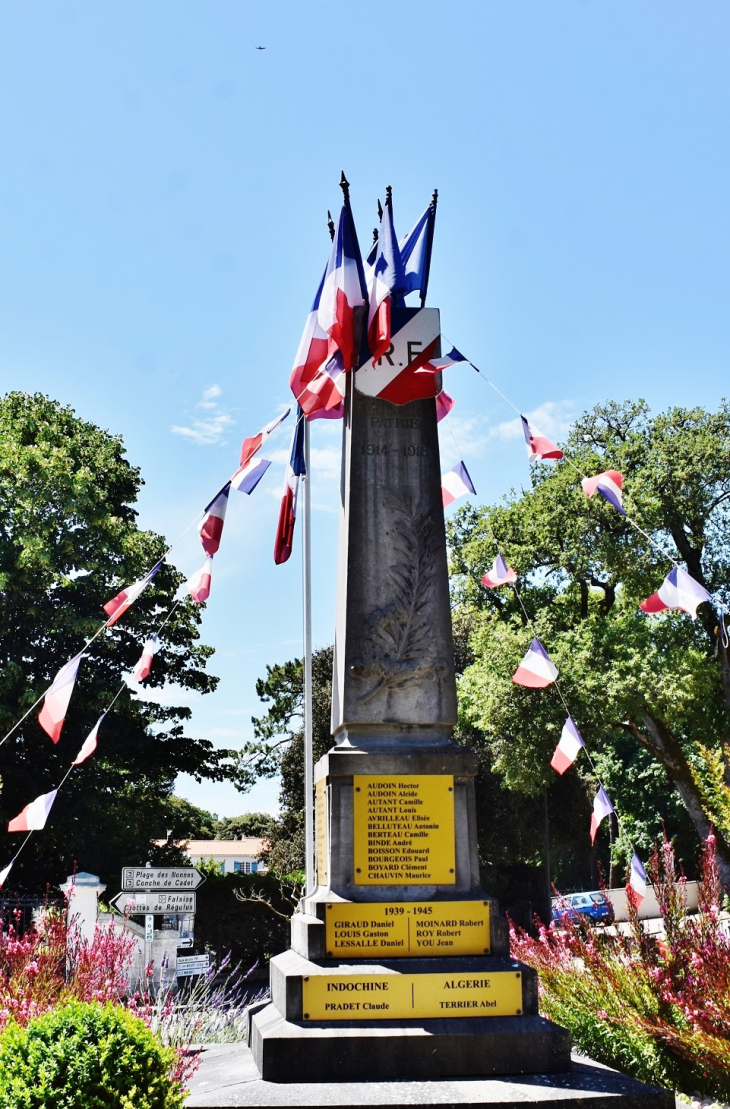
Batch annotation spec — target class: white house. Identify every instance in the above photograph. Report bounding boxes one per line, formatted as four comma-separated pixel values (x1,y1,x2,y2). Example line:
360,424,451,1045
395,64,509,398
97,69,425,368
174,838,267,876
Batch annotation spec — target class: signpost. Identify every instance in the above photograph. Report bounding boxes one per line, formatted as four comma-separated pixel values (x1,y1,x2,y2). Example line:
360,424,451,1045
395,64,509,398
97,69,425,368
177,954,210,978
121,867,204,891
111,891,196,915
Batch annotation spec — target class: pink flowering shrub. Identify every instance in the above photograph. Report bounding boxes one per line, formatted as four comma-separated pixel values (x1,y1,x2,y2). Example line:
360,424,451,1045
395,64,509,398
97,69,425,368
0,906,198,1089
0,908,135,1029
511,834,730,1098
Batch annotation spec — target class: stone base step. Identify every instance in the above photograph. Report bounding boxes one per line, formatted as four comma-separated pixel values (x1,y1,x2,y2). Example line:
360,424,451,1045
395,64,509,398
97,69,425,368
250,1001,572,1082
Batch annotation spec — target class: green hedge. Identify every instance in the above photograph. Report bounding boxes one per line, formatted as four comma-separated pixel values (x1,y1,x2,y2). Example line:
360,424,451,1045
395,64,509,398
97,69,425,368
0,1001,184,1108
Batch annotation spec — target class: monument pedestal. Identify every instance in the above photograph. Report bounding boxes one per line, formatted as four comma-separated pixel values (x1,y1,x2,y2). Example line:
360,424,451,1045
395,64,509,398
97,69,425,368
244,356,667,1106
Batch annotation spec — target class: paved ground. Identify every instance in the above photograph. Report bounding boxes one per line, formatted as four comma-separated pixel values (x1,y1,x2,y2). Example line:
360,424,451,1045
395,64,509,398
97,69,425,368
185,1044,673,1109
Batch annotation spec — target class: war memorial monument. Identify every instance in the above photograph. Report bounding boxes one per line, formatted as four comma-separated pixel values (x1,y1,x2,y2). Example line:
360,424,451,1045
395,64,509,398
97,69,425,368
183,306,674,1106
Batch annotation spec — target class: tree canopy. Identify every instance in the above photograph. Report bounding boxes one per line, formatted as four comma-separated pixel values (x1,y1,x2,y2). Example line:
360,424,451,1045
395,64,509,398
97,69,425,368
0,392,233,889
449,399,730,884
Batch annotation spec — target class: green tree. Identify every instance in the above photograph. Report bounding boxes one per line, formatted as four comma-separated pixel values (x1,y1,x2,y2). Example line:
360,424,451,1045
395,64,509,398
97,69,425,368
155,797,219,841
233,646,333,874
449,399,730,884
0,392,233,889
214,812,276,840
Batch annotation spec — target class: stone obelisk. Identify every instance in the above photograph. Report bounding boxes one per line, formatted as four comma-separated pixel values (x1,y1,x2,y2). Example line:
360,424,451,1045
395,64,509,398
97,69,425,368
250,309,571,1081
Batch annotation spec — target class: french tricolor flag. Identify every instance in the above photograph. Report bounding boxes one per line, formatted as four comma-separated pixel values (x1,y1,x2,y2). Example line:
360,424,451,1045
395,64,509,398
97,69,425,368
130,636,158,684
38,654,83,744
590,786,614,844
512,638,558,688
398,198,436,301
441,462,476,508
521,416,563,462
436,391,455,423
186,557,213,604
629,852,647,906
582,470,625,515
8,789,58,833
239,410,290,469
274,410,306,565
73,713,105,766
550,716,585,775
367,189,406,364
104,564,160,626
414,346,468,377
289,271,343,419
198,485,230,557
318,202,366,374
230,457,271,494
481,554,517,589
640,566,712,620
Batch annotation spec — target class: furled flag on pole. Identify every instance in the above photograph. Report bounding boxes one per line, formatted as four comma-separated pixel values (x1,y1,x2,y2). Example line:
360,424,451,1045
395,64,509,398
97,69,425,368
367,188,406,364
481,554,517,589
104,564,160,626
317,197,367,374
551,716,585,775
590,786,614,844
130,635,158,684
581,470,625,515
628,852,647,906
0,861,13,889
521,416,564,462
289,192,365,420
274,409,306,565
38,654,83,744
435,390,455,423
441,462,476,507
186,557,213,604
239,409,290,469
8,790,58,833
640,566,712,619
289,269,344,419
198,484,230,557
512,638,559,688
230,458,271,494
73,713,105,766
398,193,437,304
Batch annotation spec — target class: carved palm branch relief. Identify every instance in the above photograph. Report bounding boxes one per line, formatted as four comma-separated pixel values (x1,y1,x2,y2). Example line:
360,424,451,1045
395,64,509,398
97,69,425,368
349,491,449,703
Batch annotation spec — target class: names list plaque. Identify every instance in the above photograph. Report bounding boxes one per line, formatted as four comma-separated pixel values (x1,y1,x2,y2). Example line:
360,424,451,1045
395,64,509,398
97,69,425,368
353,775,455,885
325,900,490,957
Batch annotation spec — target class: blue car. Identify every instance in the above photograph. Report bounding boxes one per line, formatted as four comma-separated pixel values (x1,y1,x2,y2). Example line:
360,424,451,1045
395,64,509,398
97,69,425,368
552,892,614,926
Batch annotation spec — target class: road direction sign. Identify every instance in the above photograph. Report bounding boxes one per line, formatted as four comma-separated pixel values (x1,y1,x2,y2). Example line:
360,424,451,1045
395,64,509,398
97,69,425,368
145,915,154,943
121,867,204,892
177,954,209,978
111,891,197,915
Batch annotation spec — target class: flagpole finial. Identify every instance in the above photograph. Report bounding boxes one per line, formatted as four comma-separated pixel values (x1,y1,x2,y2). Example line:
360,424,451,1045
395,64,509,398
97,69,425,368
385,185,392,204
339,171,350,201
431,188,438,209
377,198,383,221
371,227,379,248
327,210,335,242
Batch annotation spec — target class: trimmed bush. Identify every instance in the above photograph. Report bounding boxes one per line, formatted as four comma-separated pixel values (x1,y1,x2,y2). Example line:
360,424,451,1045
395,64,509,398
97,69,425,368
0,1000,185,1108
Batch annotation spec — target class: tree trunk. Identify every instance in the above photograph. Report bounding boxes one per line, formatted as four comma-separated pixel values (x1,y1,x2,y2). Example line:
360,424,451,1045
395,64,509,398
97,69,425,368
626,712,730,889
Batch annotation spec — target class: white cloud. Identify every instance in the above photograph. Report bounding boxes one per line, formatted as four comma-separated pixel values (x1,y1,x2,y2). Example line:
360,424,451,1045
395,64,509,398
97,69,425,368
491,400,576,445
171,385,234,445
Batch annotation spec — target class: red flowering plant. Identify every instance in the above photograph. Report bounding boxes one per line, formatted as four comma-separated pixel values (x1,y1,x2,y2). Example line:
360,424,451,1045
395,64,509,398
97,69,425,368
0,905,135,1029
510,834,730,1099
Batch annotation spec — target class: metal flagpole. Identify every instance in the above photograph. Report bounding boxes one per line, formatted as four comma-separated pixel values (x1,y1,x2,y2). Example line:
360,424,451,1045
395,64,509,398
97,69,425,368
302,416,314,894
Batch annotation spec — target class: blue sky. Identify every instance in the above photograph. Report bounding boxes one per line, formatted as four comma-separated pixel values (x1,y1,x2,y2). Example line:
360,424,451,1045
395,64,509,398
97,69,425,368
1,2,728,817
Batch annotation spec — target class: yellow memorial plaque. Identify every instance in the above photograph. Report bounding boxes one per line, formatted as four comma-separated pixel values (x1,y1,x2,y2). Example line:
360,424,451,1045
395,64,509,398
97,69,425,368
315,779,328,886
325,901,490,957
302,969,522,1021
353,775,455,885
